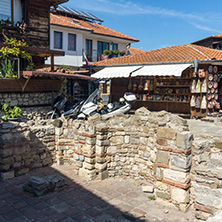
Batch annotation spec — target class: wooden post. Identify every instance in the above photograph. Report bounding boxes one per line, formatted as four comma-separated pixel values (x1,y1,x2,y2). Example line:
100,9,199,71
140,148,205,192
51,54,54,72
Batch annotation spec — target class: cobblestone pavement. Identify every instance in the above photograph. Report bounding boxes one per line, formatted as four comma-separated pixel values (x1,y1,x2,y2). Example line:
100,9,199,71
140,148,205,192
0,164,195,222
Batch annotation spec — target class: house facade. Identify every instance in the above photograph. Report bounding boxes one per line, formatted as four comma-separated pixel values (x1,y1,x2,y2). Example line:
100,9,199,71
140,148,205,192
192,34,222,50
46,5,139,67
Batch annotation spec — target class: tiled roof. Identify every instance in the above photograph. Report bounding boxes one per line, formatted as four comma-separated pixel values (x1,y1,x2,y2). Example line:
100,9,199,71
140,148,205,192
212,33,222,38
50,13,139,42
92,44,222,66
127,47,146,55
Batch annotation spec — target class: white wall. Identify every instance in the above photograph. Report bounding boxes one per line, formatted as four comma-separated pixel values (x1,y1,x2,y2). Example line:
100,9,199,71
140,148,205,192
46,25,133,67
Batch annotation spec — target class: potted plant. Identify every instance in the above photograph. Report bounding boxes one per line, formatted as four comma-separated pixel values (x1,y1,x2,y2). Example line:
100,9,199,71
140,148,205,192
103,50,110,55
119,50,125,56
1,103,22,121
0,35,31,78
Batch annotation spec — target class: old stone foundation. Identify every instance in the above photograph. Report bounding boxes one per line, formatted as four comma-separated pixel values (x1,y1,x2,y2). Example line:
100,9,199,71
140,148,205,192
0,107,222,221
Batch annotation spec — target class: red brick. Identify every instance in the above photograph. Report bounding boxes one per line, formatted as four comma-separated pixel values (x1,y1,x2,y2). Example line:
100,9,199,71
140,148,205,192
194,203,214,214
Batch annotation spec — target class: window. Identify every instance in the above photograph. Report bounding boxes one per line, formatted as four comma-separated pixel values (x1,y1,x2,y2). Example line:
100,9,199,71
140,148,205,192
54,31,63,49
0,0,11,21
97,41,109,59
85,39,92,62
68,33,76,51
112,43,118,51
0,0,23,24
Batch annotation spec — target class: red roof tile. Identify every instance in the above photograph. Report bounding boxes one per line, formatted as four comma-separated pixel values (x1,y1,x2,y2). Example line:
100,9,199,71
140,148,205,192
50,13,139,42
127,47,146,55
212,33,222,38
92,44,222,66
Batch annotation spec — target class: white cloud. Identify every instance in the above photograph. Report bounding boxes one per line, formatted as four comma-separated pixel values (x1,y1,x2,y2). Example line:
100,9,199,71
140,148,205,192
190,23,221,33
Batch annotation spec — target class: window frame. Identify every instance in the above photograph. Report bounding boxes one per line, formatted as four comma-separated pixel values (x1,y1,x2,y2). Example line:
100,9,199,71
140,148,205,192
68,33,76,51
112,43,118,51
54,31,63,49
97,41,110,59
85,39,93,62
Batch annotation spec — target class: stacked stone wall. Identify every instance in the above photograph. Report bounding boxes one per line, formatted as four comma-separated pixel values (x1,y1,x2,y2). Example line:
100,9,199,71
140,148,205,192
0,92,58,120
0,120,55,179
2,108,220,220
54,108,193,212
190,135,222,220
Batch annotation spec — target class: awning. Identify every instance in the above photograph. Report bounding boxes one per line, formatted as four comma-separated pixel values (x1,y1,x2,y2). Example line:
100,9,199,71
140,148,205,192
91,66,142,78
131,64,192,77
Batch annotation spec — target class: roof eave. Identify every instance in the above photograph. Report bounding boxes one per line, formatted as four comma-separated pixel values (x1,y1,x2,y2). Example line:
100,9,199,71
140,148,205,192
48,0,68,6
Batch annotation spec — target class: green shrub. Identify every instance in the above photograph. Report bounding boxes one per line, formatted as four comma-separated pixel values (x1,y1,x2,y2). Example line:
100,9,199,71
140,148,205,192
2,103,22,121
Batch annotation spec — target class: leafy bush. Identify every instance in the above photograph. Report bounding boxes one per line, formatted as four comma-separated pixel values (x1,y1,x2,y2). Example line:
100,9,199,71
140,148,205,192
103,50,110,55
2,103,22,121
0,58,16,78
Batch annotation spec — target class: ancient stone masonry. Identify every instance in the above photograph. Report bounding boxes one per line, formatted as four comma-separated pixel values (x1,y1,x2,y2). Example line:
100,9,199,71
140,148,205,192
0,120,56,180
5,108,220,219
54,108,193,212
190,135,222,221
0,92,58,120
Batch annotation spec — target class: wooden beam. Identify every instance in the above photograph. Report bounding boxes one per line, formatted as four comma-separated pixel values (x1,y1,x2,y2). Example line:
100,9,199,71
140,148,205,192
22,76,31,92
51,54,54,72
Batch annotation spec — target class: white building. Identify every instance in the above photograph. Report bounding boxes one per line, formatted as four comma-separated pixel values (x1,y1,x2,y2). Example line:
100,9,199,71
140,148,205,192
46,5,139,67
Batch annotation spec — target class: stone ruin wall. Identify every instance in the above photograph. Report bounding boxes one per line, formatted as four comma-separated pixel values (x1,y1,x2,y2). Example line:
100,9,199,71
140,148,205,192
55,108,193,212
0,120,56,179
0,92,58,120
1,107,222,220
190,134,222,221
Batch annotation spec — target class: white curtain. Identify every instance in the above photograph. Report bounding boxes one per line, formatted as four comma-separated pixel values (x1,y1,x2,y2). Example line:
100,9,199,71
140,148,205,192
13,0,23,24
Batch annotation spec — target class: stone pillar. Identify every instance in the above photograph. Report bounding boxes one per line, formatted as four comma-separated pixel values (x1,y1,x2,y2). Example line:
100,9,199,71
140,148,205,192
95,125,109,180
154,127,193,212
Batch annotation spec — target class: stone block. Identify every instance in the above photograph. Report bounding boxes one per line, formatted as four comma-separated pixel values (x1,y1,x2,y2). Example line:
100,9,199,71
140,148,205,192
82,145,95,155
215,140,222,149
110,136,124,145
83,162,95,170
176,131,193,150
156,150,169,165
16,168,29,176
171,155,192,170
156,139,168,146
142,184,154,193
86,137,96,145
79,168,96,180
195,184,222,208
96,140,109,146
163,169,189,184
157,127,175,140
155,166,163,180
0,149,14,158
53,119,63,128
55,128,63,136
107,146,117,154
42,158,52,166
171,187,189,203
85,157,95,164
95,145,105,155
95,163,107,171
130,137,140,144
156,191,170,200
124,135,130,144
98,170,109,180
1,171,15,180
0,164,10,171
156,181,168,191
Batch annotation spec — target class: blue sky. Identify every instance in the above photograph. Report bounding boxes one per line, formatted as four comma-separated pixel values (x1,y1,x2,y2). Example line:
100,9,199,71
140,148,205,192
64,0,222,51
